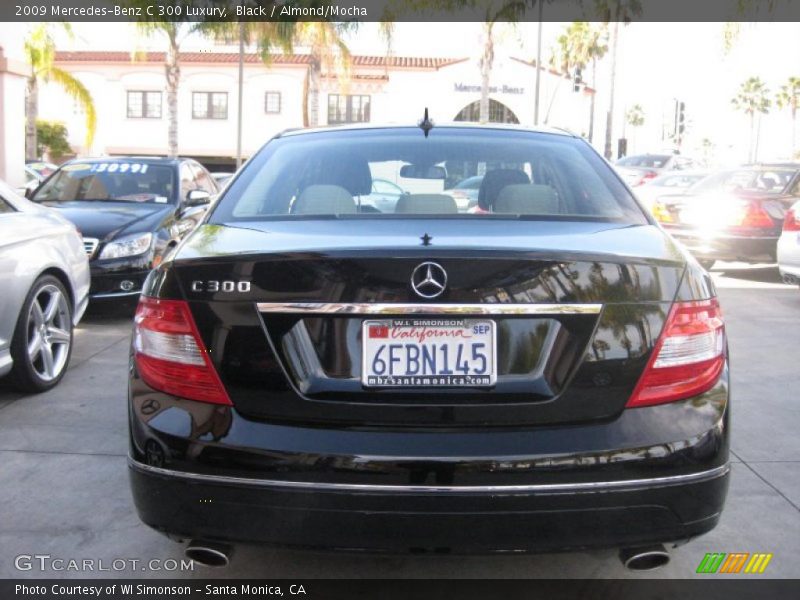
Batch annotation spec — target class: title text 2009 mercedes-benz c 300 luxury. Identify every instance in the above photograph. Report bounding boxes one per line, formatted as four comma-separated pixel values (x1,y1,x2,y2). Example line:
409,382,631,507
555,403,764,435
128,123,729,569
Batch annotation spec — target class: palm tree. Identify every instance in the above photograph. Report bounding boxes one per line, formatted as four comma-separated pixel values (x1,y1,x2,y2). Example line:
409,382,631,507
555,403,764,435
625,103,644,153
476,1,528,124
294,22,355,127
776,76,800,157
588,0,643,159
547,21,608,135
732,76,771,162
131,20,201,158
24,24,96,161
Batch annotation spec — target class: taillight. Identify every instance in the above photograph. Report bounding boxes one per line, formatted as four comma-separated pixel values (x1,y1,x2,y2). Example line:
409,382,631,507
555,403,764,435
627,298,725,408
783,207,800,231
735,201,774,229
634,171,658,187
133,297,231,405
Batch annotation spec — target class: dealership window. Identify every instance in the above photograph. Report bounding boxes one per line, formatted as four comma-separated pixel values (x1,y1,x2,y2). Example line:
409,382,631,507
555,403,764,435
327,94,370,124
127,91,162,119
192,92,228,119
265,91,281,114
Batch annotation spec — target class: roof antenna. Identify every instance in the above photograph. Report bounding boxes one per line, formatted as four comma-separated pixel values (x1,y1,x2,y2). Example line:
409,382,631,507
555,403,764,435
418,107,434,138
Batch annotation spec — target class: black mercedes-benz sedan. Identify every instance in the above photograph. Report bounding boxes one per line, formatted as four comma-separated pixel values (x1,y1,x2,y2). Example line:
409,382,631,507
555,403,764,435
30,157,219,299
128,124,729,567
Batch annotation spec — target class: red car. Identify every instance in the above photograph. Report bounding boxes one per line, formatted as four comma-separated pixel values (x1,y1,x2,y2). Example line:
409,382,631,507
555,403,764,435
651,164,800,269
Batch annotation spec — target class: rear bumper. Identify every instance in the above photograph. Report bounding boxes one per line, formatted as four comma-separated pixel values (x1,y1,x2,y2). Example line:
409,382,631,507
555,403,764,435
128,367,731,553
668,229,778,263
129,458,729,553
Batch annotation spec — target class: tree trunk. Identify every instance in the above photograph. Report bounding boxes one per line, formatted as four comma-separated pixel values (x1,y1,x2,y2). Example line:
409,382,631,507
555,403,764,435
302,67,310,128
308,57,321,127
749,113,755,163
543,75,565,124
588,58,596,143
792,105,797,158
479,22,494,124
603,21,619,159
754,113,761,162
25,76,38,161
165,33,180,158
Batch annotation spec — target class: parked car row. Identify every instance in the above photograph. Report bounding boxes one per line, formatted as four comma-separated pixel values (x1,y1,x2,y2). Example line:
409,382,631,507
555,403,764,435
619,156,800,281
0,156,220,392
0,180,90,392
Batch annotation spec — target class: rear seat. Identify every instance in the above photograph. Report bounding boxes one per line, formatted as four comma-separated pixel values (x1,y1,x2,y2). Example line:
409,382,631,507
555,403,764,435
395,194,458,214
292,185,356,214
494,184,560,215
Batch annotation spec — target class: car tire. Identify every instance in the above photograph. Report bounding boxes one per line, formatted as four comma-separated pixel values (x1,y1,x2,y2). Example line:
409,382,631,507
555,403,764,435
10,275,74,393
699,259,716,270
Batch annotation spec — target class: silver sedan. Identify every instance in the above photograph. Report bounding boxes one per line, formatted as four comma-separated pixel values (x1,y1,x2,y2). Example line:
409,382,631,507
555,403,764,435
778,199,800,288
0,180,90,392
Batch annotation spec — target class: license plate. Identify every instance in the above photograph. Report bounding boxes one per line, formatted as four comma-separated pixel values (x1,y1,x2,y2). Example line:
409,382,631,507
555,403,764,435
362,319,496,388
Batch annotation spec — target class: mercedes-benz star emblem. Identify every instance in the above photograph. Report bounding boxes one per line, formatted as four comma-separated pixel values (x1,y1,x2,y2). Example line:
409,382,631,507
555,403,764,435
411,262,448,299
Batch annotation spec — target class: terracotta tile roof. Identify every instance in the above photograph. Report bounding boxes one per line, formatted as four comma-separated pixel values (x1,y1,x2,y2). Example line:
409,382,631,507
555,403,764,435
54,51,466,70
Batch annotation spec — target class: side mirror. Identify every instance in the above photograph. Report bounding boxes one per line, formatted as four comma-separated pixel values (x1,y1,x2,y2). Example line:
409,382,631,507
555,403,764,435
24,186,35,200
185,189,211,206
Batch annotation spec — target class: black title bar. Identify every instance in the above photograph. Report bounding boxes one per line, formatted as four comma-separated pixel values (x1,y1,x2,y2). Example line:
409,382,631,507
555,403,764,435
3,0,800,23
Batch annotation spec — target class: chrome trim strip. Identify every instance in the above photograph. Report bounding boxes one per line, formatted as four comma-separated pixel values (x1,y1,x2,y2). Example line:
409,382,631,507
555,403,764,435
128,457,729,494
90,290,142,299
256,302,603,316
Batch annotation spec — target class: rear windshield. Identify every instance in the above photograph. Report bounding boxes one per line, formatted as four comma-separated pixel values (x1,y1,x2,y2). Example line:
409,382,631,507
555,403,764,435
690,168,797,195
617,155,671,168
32,161,176,204
210,128,647,224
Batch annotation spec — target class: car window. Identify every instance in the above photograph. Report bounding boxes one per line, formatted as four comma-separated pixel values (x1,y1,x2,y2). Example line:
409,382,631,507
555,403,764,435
617,155,671,168
211,128,647,224
191,163,218,195
454,176,483,190
32,162,176,204
180,163,198,201
691,168,798,195
372,179,402,195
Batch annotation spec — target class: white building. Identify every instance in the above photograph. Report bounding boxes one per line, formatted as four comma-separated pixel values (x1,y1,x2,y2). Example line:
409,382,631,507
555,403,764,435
42,50,594,169
0,25,28,188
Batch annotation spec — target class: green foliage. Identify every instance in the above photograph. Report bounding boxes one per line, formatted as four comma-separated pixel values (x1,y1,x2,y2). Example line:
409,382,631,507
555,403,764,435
625,104,644,128
776,77,800,114
732,77,771,116
550,21,608,75
36,120,72,160
25,23,96,149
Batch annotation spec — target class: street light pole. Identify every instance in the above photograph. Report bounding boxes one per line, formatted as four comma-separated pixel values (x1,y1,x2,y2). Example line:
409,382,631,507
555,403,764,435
533,1,543,125
235,19,245,170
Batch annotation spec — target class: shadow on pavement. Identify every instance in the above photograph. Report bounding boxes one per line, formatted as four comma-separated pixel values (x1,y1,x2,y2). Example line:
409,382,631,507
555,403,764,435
82,298,138,323
712,263,785,285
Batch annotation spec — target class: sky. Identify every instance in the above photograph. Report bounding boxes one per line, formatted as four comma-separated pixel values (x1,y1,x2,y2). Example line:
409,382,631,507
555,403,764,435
48,20,800,162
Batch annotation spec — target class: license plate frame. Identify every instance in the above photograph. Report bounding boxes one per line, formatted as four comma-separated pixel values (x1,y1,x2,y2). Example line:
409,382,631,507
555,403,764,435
361,318,497,388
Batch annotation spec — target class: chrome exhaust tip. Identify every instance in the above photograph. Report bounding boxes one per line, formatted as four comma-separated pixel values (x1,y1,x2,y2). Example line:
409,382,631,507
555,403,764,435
619,545,670,571
185,540,232,568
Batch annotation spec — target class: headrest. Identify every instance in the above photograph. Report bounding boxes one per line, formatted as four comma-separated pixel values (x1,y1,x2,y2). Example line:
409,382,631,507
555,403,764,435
494,184,560,214
395,194,458,214
292,185,356,214
312,155,372,196
478,169,531,210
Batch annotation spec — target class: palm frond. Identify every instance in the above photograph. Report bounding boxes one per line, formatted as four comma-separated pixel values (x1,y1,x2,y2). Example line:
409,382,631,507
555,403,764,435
43,67,97,149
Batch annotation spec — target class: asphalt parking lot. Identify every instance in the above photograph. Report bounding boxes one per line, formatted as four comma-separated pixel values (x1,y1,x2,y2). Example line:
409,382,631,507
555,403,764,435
1,262,799,579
